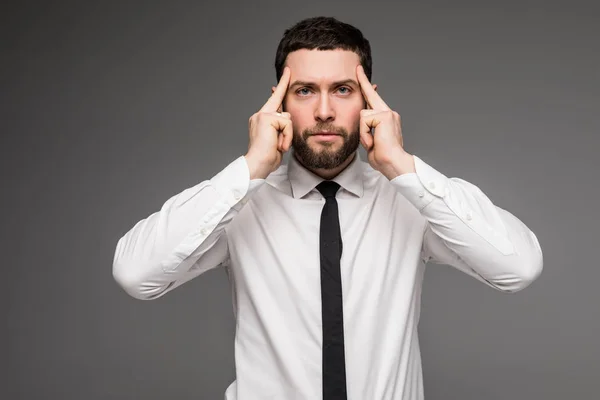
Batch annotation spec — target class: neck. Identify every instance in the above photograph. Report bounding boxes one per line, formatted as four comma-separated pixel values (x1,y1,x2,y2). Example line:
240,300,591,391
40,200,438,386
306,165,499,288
294,151,356,180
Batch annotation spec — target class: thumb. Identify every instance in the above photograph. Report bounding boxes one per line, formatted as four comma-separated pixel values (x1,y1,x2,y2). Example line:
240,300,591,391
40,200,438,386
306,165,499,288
282,119,294,152
360,121,374,151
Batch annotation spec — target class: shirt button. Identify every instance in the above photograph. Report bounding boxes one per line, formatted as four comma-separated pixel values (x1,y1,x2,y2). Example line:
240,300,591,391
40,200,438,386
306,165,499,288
201,228,208,235
466,211,473,221
233,190,242,200
428,181,436,190
418,190,425,198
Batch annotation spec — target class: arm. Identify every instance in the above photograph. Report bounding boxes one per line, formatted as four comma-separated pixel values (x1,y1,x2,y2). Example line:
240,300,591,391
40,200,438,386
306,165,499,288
114,66,295,300
352,65,542,292
112,155,265,300
391,155,543,293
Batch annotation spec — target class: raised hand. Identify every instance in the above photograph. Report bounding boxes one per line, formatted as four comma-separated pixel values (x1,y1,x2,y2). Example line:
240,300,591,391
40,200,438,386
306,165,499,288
356,65,415,179
244,67,294,180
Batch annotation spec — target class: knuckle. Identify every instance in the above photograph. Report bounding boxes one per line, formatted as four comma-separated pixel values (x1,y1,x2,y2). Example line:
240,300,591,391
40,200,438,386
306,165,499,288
257,112,270,123
248,113,257,127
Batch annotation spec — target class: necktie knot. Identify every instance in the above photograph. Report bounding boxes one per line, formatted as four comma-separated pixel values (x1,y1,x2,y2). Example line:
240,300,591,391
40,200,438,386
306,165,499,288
316,181,341,199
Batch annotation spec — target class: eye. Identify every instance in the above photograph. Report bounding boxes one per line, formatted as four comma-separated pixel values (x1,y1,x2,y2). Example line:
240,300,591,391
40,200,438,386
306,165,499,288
296,87,312,96
337,86,352,95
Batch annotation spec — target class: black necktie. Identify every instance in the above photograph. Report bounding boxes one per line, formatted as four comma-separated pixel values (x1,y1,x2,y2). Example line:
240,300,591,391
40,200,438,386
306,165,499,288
316,180,347,399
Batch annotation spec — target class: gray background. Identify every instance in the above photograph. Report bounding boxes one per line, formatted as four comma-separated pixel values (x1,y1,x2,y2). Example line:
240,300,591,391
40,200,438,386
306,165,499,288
3,1,599,399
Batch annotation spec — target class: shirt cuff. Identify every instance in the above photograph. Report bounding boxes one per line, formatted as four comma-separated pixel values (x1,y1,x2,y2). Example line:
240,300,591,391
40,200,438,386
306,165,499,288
209,155,266,212
389,154,450,211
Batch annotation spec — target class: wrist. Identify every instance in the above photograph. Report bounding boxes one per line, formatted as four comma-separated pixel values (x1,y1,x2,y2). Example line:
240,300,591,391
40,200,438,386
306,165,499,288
383,153,416,180
244,154,270,180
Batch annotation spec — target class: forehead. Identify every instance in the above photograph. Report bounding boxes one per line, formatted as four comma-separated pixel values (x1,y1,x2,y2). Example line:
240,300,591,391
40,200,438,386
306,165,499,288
284,49,360,83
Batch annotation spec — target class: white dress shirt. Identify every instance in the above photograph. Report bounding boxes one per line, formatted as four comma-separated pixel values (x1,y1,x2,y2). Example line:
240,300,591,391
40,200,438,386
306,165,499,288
113,150,543,400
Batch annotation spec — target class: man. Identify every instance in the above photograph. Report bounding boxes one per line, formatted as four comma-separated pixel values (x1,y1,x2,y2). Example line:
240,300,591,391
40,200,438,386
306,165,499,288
113,16,543,400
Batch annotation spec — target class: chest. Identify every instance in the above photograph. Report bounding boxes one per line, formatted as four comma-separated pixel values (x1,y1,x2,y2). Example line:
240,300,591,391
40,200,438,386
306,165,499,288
225,184,425,291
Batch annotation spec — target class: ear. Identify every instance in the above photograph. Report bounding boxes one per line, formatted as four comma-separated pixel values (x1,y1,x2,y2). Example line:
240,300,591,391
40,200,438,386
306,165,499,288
271,86,276,95
373,83,378,92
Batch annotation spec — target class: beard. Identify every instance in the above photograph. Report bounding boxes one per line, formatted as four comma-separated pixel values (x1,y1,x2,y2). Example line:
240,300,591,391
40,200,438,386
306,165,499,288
291,121,360,170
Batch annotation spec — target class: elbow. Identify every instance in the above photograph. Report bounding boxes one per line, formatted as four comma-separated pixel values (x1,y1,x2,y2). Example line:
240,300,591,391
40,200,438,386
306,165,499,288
504,229,544,293
513,243,544,293
492,251,544,294
112,260,158,301
524,252,544,288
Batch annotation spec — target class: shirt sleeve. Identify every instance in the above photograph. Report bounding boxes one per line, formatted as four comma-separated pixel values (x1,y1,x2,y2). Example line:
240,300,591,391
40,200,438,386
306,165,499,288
390,155,543,293
112,155,266,300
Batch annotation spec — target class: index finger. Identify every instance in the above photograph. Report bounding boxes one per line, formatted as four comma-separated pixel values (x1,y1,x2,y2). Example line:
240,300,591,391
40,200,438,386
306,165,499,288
260,66,291,113
356,65,390,111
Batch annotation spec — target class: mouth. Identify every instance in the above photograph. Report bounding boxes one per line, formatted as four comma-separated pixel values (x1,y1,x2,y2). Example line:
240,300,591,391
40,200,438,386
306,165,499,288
313,131,339,136
311,132,341,141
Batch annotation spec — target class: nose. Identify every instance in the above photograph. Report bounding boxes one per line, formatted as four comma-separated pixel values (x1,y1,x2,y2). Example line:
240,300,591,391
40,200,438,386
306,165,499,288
314,94,335,122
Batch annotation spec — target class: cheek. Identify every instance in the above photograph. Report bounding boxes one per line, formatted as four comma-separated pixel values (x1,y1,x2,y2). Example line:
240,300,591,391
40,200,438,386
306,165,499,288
339,101,364,125
339,95,364,112
286,106,311,126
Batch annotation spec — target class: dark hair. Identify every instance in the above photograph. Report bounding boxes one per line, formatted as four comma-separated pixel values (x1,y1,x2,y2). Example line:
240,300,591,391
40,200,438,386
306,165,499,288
274,16,372,82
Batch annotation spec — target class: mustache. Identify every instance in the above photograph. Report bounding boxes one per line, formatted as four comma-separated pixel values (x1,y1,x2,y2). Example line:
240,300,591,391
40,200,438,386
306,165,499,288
304,124,347,136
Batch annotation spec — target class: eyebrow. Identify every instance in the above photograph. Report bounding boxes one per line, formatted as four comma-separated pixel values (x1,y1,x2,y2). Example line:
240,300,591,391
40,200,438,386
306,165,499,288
289,79,359,89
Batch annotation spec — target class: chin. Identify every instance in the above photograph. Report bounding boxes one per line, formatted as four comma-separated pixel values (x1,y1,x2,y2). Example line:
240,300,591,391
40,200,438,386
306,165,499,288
296,145,358,170
292,128,360,170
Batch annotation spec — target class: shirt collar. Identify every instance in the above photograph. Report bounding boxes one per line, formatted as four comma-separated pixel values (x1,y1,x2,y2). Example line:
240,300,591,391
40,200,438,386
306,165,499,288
286,150,364,199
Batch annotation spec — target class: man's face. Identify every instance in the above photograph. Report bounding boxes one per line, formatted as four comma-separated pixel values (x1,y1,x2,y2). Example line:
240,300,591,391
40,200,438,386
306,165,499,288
275,49,371,170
